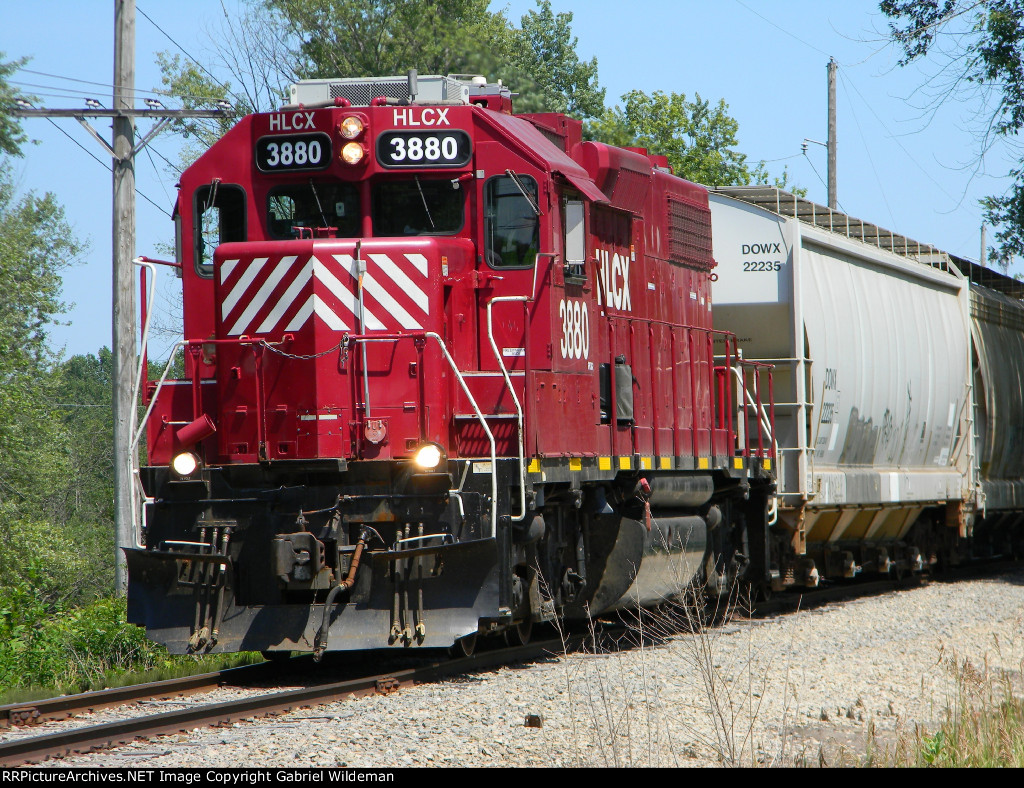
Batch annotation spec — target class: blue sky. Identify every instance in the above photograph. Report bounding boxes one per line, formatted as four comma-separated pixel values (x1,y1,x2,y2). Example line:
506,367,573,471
5,1,1012,358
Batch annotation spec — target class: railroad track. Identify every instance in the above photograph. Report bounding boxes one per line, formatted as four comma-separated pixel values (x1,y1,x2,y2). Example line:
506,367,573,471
0,661,286,729
3,560,1015,767
0,639,573,766
746,558,1021,618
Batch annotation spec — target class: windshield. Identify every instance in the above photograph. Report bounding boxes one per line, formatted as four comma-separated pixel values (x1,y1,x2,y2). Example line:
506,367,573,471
372,178,464,236
268,182,360,239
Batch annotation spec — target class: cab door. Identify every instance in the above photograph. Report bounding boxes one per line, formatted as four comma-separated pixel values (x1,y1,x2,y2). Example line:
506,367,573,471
477,173,541,375
456,173,544,458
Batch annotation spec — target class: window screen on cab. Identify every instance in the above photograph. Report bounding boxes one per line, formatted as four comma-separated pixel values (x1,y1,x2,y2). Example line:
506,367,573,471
194,183,246,278
485,175,539,268
372,178,464,237
268,182,360,240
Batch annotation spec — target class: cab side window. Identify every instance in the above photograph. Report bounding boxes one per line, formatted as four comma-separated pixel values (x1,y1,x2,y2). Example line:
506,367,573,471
484,175,539,268
563,198,586,278
194,183,246,278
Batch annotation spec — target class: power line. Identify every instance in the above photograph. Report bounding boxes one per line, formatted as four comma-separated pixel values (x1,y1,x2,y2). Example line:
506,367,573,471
136,128,174,205
759,153,803,164
838,67,959,204
730,0,833,59
18,67,165,97
40,116,172,217
42,117,111,170
143,140,183,175
11,84,115,102
14,72,226,105
802,149,849,214
136,3,244,107
837,70,900,232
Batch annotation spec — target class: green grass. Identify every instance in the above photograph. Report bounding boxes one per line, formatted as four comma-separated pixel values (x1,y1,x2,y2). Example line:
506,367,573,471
906,696,1024,767
859,655,1024,768
0,591,260,704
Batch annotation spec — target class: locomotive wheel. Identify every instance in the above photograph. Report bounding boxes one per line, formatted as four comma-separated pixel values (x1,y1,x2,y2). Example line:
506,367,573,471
505,618,533,647
449,633,477,658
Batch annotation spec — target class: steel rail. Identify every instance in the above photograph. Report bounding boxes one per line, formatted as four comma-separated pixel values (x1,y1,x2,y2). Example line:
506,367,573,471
3,561,1017,765
0,639,573,766
0,661,281,729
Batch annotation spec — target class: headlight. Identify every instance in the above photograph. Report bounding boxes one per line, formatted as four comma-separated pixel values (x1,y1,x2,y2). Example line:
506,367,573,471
339,116,364,139
172,452,200,477
413,443,444,470
341,142,364,164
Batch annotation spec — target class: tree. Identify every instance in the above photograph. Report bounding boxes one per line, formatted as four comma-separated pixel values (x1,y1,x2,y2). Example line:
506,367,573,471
0,164,114,603
0,53,30,157
881,0,1024,264
268,0,503,80
586,90,800,190
55,350,115,528
502,0,605,117
0,164,80,513
157,0,606,143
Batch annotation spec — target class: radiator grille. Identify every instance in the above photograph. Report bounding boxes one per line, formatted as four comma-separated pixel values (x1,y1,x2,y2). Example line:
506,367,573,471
292,75,469,106
330,80,408,105
667,196,714,270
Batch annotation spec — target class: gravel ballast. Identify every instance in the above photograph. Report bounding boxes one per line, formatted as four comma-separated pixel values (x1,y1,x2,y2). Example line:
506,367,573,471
34,569,1024,767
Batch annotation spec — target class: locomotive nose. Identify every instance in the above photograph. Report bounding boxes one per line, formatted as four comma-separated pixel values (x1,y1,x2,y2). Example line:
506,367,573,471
211,236,464,464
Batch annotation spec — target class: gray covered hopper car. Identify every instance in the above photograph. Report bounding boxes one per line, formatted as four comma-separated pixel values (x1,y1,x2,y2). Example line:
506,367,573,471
709,186,1024,586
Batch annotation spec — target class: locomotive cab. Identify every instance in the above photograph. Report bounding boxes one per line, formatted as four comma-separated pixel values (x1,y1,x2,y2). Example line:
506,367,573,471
127,73,777,656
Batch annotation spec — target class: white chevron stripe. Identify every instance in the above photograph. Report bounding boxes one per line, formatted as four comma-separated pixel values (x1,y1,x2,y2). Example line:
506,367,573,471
316,257,358,318
227,255,299,335
362,272,422,329
368,253,429,314
313,295,349,331
220,259,239,283
405,253,428,276
256,258,314,334
285,294,350,332
222,256,269,321
324,256,385,330
284,294,314,332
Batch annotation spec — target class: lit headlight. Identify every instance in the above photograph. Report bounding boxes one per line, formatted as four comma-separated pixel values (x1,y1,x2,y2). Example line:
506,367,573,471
413,443,444,470
339,116,364,139
171,451,199,477
341,142,364,164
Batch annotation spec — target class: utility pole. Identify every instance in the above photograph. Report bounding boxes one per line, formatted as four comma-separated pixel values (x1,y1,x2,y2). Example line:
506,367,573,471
15,0,227,594
112,0,135,596
827,57,837,210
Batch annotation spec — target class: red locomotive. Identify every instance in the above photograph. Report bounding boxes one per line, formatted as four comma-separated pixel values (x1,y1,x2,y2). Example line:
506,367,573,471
127,73,775,656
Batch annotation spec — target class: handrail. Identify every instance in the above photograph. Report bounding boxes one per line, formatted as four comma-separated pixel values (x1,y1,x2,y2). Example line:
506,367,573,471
486,296,528,523
729,363,779,526
138,330,498,536
347,331,498,537
130,258,159,548
731,364,777,460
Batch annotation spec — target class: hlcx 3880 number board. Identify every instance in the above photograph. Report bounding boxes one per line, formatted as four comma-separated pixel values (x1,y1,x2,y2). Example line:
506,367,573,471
256,133,332,173
377,131,472,168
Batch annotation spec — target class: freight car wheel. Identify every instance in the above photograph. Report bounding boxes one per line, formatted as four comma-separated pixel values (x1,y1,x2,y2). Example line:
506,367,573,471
449,633,477,658
505,618,533,647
